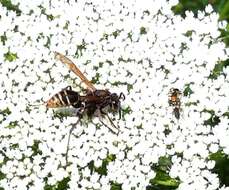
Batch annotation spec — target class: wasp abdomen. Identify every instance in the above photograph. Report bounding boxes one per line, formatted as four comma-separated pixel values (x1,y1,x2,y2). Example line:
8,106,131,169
46,89,80,108
173,107,180,120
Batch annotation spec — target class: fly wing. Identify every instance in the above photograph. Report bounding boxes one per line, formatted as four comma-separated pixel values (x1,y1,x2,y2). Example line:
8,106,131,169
54,52,96,92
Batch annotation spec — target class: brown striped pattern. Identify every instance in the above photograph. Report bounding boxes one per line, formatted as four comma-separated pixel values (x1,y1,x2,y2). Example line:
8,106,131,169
46,90,79,108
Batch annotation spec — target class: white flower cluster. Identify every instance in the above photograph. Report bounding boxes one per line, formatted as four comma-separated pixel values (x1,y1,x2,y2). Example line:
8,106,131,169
0,0,228,190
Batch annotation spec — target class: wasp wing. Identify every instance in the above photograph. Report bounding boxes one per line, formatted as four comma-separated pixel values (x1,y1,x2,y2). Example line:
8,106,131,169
54,52,96,92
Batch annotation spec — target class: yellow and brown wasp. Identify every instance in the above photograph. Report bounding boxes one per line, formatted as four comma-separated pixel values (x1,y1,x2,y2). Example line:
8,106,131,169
45,52,125,163
168,88,182,120
46,52,125,129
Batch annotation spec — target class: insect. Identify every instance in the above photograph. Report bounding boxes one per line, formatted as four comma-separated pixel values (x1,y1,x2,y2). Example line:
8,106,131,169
45,52,125,164
168,88,182,120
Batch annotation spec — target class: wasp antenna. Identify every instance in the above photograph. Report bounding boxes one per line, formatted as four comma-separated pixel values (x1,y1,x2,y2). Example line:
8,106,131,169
119,92,125,100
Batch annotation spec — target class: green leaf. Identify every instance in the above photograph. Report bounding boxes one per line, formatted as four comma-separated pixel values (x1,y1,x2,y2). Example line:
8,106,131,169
209,151,229,187
0,33,7,45
0,0,21,15
171,3,184,16
4,51,18,62
222,111,229,118
171,0,207,18
140,27,147,35
95,154,116,175
56,177,70,190
6,121,18,128
110,182,122,190
150,156,180,189
0,170,6,180
183,83,194,97
219,0,229,20
44,177,70,190
88,154,116,176
0,107,11,116
150,171,180,187
209,59,229,79
202,109,221,127
31,140,42,156
91,72,100,84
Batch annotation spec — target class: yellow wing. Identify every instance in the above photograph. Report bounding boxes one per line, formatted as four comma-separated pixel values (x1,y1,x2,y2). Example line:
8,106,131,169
54,52,96,92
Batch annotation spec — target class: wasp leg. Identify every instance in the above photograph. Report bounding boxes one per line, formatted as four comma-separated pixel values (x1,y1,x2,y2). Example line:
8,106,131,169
98,105,120,132
105,113,120,131
66,104,85,157
119,107,122,120
117,102,122,120
98,117,118,135
65,115,82,166
95,108,117,134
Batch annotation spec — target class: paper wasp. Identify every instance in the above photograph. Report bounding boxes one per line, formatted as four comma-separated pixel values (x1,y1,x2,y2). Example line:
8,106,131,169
45,52,125,163
168,88,182,120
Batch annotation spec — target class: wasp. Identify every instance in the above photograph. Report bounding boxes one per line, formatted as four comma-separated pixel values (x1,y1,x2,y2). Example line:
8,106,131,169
168,88,182,120
45,52,125,163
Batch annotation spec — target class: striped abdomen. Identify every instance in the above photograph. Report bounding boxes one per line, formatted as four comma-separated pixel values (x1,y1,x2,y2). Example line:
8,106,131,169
46,89,80,108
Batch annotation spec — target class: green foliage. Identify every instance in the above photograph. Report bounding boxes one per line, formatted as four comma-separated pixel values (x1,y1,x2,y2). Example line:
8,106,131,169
0,32,7,45
6,121,18,128
111,81,133,92
0,152,6,182
44,35,52,49
121,106,132,118
140,27,147,35
209,59,229,79
148,156,180,189
202,109,221,127
219,26,229,46
183,83,194,97
219,0,229,21
44,177,70,190
4,51,18,62
172,0,229,46
171,0,229,20
112,29,122,39
0,0,21,15
31,140,42,156
183,30,195,37
88,154,116,176
75,40,87,58
110,182,122,190
38,5,56,21
185,100,199,107
0,107,11,117
209,151,229,187
171,0,208,18
222,111,229,118
91,72,100,84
